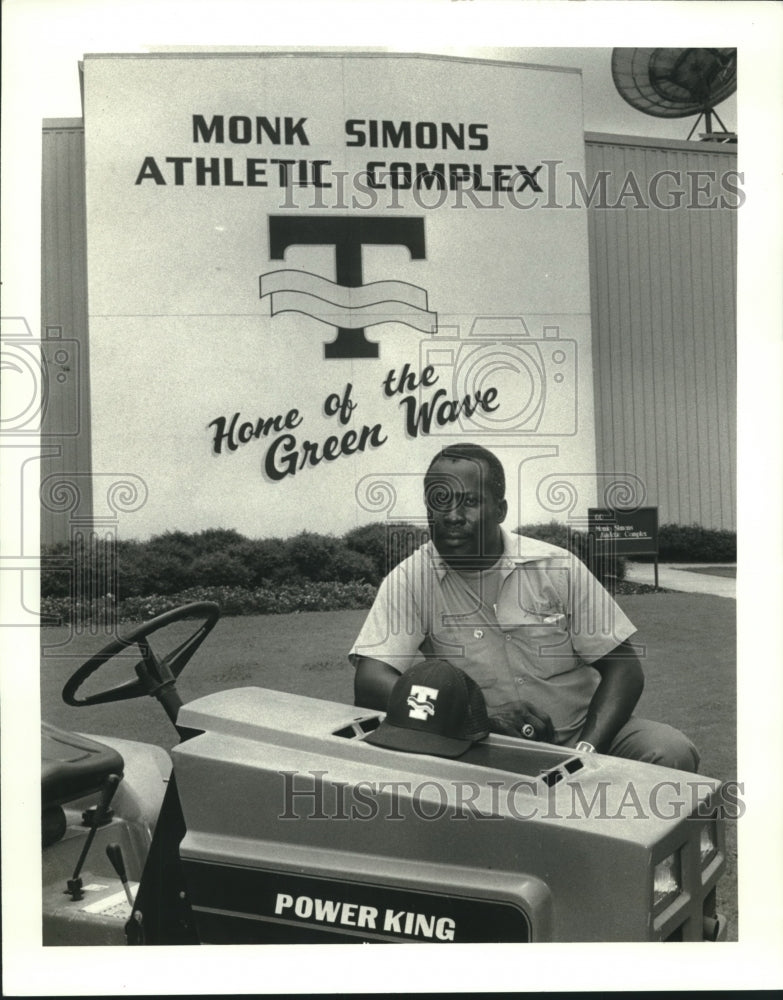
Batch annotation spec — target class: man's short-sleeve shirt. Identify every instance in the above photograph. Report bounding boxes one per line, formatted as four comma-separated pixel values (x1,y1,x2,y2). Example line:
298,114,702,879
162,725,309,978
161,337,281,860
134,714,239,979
349,529,637,745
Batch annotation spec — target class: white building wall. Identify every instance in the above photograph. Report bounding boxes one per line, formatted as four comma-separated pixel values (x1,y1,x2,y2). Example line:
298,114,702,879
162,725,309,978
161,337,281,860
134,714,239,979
39,121,739,543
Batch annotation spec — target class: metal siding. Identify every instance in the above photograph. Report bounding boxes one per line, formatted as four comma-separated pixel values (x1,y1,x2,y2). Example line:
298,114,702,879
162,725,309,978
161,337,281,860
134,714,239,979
41,124,92,546
586,138,737,530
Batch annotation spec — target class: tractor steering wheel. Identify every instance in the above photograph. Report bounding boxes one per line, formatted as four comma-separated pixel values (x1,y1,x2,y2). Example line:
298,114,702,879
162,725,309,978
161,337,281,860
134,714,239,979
62,602,220,723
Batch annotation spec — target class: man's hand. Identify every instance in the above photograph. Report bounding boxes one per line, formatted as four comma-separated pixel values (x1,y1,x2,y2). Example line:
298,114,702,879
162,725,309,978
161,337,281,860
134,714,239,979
489,703,555,743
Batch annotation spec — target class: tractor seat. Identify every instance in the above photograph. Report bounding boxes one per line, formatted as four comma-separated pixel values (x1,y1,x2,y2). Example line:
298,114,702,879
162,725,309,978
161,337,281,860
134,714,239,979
41,722,124,811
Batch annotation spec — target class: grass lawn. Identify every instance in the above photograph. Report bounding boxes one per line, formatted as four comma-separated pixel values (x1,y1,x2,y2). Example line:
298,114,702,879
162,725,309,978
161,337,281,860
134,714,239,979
40,591,738,940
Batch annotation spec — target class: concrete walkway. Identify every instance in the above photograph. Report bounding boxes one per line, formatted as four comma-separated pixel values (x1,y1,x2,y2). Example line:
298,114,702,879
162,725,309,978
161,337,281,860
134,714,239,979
624,562,736,599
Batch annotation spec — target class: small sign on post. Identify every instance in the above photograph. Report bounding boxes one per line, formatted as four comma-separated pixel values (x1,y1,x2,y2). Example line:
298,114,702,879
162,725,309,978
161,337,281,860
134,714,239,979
587,506,660,588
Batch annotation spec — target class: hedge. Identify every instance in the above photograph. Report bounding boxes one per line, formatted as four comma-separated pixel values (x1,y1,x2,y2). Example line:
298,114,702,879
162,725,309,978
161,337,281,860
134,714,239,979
40,524,428,603
40,520,734,619
657,524,736,562
515,520,737,571
514,520,626,583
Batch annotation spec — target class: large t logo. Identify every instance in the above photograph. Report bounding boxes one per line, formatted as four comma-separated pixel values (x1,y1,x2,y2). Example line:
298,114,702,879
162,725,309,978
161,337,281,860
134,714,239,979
261,216,433,359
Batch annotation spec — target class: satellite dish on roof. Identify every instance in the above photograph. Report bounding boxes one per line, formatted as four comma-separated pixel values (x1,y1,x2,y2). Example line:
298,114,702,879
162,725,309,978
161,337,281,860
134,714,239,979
611,48,737,142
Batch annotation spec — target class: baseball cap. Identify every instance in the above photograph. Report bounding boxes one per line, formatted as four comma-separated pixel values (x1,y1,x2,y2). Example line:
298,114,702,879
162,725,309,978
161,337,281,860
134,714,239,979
364,659,490,758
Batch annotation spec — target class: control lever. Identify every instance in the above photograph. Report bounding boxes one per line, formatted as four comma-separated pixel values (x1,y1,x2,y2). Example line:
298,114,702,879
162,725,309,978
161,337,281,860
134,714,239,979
107,842,145,944
106,843,134,908
66,772,121,901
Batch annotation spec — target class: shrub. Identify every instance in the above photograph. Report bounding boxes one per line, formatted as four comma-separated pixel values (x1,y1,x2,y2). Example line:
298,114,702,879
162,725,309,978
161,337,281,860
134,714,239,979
187,551,254,589
344,522,428,580
656,524,736,562
56,513,729,613
139,549,191,594
192,527,246,555
275,531,379,584
329,547,379,584
514,521,626,585
41,541,77,598
581,549,627,586
226,537,289,586
114,540,150,598
343,523,389,577
283,531,342,582
386,523,429,574
145,530,199,561
515,520,574,551
41,538,121,599
40,566,75,599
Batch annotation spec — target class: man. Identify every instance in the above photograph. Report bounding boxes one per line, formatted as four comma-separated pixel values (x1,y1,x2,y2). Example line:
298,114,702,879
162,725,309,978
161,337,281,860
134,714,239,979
350,442,699,771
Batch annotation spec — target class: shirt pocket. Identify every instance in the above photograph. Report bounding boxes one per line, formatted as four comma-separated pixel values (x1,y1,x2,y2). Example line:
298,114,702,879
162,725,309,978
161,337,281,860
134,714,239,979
508,612,575,678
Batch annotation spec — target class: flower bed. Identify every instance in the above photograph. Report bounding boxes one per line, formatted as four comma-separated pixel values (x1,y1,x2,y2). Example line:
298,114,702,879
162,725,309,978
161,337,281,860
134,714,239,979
41,580,378,626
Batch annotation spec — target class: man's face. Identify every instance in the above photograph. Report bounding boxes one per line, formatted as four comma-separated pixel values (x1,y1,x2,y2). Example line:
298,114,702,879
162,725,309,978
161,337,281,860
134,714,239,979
424,457,507,568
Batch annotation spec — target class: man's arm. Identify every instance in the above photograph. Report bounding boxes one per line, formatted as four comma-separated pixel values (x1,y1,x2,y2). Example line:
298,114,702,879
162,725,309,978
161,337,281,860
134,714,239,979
576,639,644,751
354,656,402,710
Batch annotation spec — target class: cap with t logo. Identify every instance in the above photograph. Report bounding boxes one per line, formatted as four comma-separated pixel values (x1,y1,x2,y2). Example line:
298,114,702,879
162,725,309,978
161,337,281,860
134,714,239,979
364,659,490,758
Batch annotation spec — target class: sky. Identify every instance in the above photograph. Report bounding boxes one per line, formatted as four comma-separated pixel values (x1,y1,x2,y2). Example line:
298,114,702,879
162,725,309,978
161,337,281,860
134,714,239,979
5,18,739,136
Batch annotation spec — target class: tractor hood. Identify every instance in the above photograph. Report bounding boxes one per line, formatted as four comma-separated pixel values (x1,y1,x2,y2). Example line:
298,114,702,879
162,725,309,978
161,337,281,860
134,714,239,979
170,687,725,943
